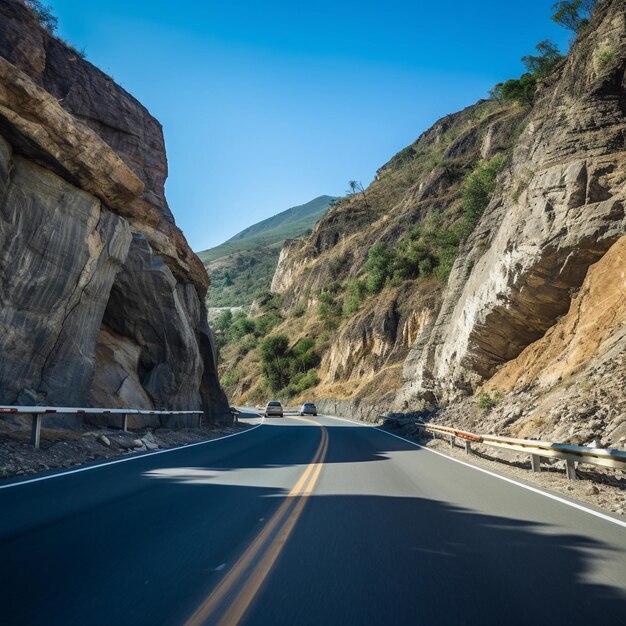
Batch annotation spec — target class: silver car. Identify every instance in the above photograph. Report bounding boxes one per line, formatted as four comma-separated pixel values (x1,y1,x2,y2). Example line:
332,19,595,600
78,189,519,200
264,401,283,417
299,402,317,416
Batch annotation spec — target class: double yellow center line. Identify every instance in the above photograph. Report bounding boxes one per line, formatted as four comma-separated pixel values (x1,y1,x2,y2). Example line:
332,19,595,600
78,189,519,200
185,420,329,626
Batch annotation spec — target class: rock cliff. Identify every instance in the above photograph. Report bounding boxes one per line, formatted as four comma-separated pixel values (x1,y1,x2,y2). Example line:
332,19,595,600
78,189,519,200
400,0,626,407
0,0,228,422
229,0,626,444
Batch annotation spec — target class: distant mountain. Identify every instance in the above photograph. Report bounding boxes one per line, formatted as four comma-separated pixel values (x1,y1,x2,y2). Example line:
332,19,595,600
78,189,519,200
198,195,337,265
198,195,337,307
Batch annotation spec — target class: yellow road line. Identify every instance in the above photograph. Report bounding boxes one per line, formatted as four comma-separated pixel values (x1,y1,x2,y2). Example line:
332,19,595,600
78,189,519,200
185,422,328,626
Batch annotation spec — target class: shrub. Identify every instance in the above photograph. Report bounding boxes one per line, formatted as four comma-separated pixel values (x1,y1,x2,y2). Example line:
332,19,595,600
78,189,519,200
475,389,502,410
237,334,257,356
476,391,497,410
228,313,256,342
597,47,614,66
364,242,394,294
291,301,307,318
259,334,320,393
317,291,342,324
214,309,233,333
418,257,433,276
255,312,281,336
461,154,506,227
343,279,367,316
500,73,537,107
221,368,241,387
259,335,289,361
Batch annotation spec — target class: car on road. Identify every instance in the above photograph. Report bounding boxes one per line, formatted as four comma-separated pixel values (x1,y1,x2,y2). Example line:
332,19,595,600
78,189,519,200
299,402,317,416
264,401,283,417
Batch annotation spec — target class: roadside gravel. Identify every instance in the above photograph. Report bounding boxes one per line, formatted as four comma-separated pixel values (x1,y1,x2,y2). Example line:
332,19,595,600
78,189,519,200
0,421,253,481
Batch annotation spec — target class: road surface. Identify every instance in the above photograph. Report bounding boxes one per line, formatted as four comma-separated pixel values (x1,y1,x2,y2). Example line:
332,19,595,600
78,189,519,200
1,414,625,625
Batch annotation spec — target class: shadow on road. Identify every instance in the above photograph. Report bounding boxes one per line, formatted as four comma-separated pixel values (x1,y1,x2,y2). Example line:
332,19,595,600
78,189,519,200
256,492,626,625
2,421,625,626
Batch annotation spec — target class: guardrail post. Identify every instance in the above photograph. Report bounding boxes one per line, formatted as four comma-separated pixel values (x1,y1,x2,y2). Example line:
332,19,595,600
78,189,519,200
416,426,424,439
531,454,541,473
122,413,128,432
565,459,577,480
449,435,455,447
31,413,42,449
464,440,472,454
198,413,202,429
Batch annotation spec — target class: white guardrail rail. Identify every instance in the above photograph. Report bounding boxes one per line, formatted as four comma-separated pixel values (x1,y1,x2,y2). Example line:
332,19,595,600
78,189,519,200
0,406,204,449
416,422,626,480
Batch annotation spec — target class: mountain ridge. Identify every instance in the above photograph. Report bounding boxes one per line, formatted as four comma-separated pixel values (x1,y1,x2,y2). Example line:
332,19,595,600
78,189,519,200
198,195,337,265
200,195,337,307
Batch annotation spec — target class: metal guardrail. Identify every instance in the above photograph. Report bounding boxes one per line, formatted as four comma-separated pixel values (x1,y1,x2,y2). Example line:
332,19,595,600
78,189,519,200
416,422,626,480
0,405,203,449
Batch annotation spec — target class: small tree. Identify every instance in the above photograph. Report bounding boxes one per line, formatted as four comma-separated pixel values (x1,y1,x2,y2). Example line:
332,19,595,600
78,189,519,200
522,40,563,78
24,0,58,33
551,0,600,33
489,83,504,103
347,180,371,213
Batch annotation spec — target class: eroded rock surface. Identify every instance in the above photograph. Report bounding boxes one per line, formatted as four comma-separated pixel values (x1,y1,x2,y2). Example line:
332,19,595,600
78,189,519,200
400,0,626,405
0,0,228,423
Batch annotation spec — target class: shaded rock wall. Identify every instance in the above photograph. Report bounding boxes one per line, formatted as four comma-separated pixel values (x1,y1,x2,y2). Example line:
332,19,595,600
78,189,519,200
0,0,228,422
486,235,626,391
0,135,131,406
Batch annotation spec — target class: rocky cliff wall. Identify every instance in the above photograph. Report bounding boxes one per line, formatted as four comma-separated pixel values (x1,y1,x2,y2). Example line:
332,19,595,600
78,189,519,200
262,0,626,433
0,0,228,422
400,0,626,406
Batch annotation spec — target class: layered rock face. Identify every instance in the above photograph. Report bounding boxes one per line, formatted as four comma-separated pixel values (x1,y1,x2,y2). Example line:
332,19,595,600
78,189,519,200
263,0,626,428
400,0,626,405
0,0,228,422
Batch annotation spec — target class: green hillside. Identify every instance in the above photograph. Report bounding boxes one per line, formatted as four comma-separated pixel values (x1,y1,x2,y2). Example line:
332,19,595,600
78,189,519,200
199,195,337,307
198,195,337,264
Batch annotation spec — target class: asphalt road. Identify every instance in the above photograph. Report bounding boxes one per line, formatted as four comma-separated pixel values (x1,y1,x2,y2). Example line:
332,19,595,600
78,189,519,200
1,414,625,625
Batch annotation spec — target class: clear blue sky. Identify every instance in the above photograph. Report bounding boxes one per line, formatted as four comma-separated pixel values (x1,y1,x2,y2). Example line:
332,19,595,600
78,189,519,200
48,0,570,251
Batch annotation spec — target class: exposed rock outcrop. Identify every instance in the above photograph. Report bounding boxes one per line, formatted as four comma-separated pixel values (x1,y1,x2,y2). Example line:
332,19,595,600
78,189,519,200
400,0,626,405
486,235,626,391
0,0,228,423
252,0,626,442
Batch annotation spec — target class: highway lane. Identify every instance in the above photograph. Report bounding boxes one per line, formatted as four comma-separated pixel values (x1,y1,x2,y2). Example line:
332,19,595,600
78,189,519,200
1,414,625,625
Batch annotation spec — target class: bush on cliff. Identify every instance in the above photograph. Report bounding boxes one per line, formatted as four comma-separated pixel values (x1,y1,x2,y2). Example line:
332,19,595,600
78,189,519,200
343,279,367,316
490,40,563,107
259,335,320,394
460,154,506,228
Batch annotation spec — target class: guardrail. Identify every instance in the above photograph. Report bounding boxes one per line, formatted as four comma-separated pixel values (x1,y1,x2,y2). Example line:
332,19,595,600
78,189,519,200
416,422,626,480
0,405,203,449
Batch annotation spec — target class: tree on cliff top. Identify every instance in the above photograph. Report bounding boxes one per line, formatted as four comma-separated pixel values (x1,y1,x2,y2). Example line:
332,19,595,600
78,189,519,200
23,0,58,33
551,0,601,33
521,40,563,78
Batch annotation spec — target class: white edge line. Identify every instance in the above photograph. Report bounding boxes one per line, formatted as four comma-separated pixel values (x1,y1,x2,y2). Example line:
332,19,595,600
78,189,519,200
321,414,626,530
0,418,266,490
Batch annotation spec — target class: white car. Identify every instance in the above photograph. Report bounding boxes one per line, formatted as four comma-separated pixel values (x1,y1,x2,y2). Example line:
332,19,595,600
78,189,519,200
264,401,283,417
299,402,317,416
